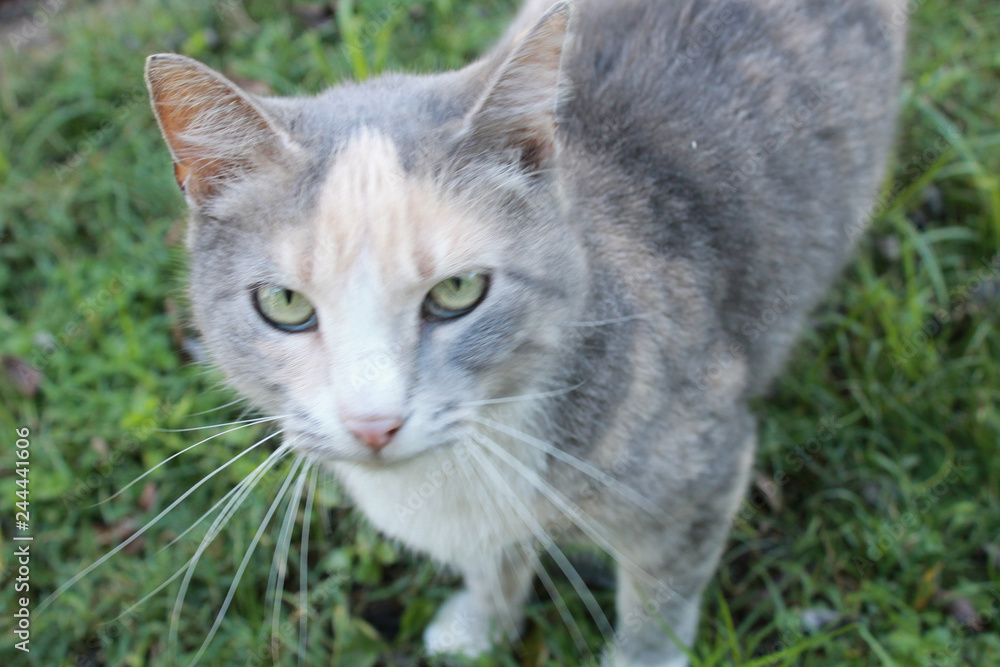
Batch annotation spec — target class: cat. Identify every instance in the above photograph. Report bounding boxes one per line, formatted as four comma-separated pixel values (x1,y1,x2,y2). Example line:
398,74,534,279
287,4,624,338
144,0,907,664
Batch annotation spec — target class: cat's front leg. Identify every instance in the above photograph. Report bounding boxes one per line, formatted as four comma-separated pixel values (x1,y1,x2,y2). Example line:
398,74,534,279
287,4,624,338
604,511,739,667
424,543,537,658
603,566,707,667
605,424,756,666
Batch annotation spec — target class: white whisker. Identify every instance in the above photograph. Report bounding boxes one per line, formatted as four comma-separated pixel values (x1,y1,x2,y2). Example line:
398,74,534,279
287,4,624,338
116,445,292,621
564,313,653,327
184,396,252,418
461,445,597,658
269,458,311,657
155,414,284,433
298,464,319,667
473,432,662,592
159,438,293,553
159,472,254,552
167,442,292,651
450,449,524,641
97,416,284,507
455,381,586,408
474,417,667,523
466,441,613,653
188,454,306,666
36,430,283,615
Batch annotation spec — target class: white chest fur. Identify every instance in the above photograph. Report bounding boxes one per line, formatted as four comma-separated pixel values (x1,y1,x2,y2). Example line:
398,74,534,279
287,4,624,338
332,437,547,564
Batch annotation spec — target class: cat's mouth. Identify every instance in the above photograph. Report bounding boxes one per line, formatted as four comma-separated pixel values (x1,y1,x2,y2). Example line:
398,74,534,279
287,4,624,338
284,427,450,468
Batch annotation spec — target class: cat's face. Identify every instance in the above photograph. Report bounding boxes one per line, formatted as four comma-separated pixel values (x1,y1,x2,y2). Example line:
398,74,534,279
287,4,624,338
188,128,586,465
147,12,580,465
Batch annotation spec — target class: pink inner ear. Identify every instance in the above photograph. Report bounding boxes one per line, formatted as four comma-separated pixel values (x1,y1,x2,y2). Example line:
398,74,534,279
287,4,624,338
173,162,187,193
146,55,281,203
463,2,570,166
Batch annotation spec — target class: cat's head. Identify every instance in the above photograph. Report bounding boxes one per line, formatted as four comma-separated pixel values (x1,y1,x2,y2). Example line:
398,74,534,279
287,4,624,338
146,4,586,464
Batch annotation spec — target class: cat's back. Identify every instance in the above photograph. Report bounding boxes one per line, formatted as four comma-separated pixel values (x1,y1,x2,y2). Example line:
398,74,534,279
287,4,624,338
560,0,905,189
539,0,908,391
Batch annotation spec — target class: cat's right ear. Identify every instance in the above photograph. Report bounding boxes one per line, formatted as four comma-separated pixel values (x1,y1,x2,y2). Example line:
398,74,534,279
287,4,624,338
459,1,572,172
145,54,297,205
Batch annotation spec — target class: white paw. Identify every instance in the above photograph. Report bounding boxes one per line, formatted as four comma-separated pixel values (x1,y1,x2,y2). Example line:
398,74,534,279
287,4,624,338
424,590,494,658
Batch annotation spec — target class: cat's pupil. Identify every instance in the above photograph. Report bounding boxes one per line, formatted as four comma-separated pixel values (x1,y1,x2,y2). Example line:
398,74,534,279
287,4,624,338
283,290,294,305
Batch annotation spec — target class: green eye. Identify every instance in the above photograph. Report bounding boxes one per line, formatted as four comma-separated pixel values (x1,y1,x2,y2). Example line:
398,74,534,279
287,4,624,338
254,285,317,332
424,273,490,320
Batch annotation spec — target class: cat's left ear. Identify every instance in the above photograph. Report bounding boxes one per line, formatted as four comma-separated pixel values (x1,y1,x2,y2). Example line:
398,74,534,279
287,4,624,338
461,1,572,171
145,54,299,205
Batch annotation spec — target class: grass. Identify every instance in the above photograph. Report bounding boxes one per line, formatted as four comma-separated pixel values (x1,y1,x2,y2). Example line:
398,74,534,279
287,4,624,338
0,0,998,665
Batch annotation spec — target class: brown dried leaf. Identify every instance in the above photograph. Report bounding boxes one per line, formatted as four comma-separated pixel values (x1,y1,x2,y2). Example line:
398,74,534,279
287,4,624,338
753,472,782,513
138,482,157,513
2,355,41,396
164,296,185,353
913,563,943,611
90,437,109,459
95,518,144,555
947,597,985,632
290,3,334,28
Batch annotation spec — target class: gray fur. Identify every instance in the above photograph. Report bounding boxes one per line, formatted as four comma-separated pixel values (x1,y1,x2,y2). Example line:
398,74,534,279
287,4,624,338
147,1,906,664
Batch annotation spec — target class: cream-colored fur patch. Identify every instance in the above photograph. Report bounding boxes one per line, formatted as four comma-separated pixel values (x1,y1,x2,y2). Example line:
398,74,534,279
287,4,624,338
290,129,496,298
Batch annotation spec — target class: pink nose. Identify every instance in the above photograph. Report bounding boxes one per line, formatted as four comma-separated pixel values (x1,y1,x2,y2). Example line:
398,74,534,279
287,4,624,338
342,416,404,451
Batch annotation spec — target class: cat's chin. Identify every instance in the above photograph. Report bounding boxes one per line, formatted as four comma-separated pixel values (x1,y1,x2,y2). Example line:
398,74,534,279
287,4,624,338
333,448,436,470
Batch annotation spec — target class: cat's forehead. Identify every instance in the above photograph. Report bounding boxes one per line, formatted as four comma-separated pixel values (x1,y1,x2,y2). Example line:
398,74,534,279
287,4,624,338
278,128,491,292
